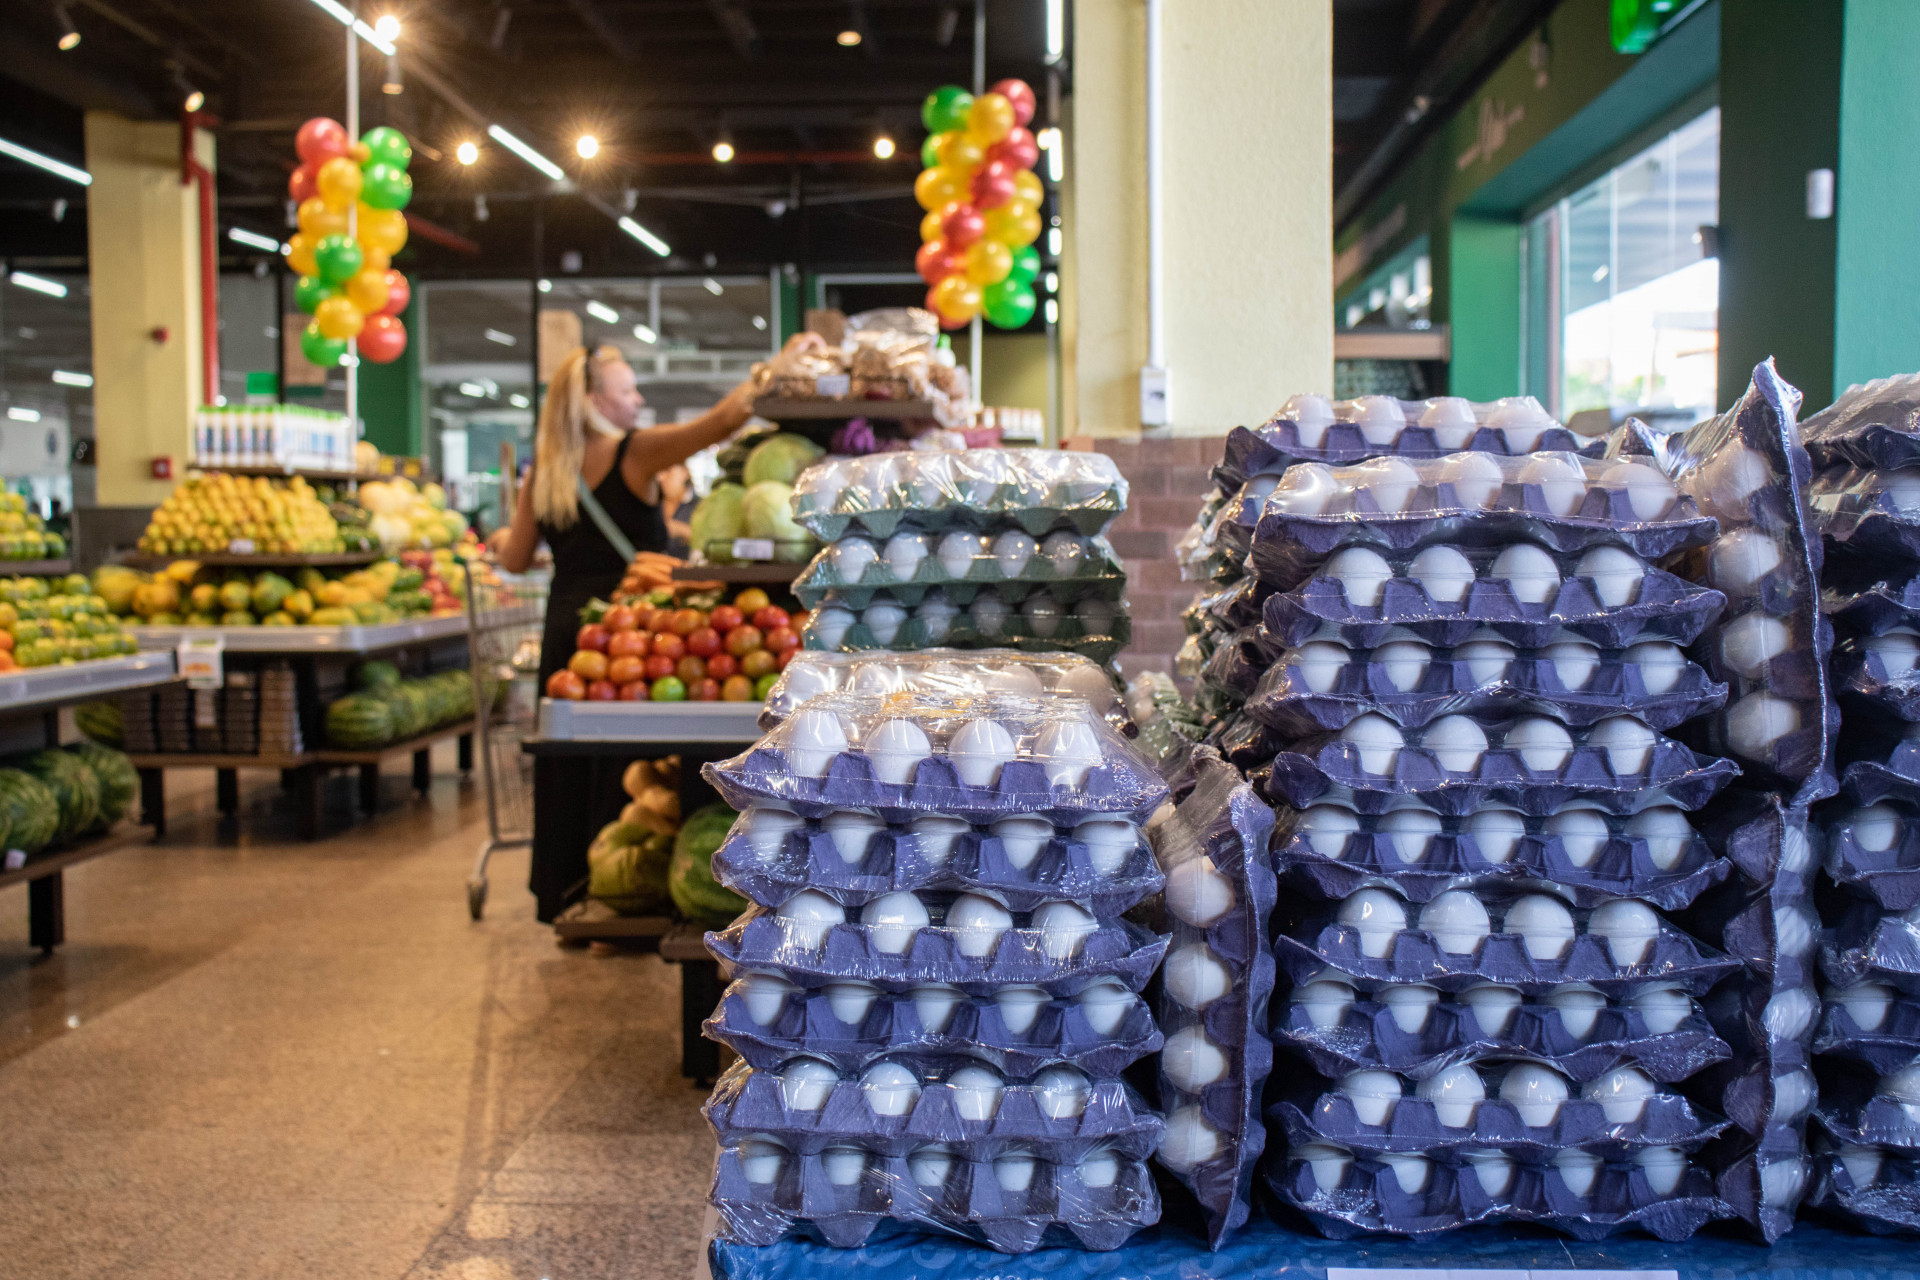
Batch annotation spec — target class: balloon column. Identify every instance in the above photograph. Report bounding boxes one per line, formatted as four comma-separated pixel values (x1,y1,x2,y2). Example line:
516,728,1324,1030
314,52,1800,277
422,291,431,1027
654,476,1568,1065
286,118,414,368
915,78,1043,330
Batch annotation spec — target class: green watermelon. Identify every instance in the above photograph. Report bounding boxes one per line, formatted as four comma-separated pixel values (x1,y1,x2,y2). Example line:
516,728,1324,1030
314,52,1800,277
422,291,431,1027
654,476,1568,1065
669,802,748,926
0,768,56,853
67,743,136,828
356,659,403,692
387,683,430,737
10,750,98,845
589,826,674,915
326,694,395,749
74,700,124,748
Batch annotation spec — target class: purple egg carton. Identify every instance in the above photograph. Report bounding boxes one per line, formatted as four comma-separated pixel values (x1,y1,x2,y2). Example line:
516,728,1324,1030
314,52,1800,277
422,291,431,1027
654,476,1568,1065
1822,897,1920,987
707,908,1169,998
1206,712,1285,772
1205,478,1276,560
1223,399,1602,478
1250,643,1727,736
1829,576,1920,637
1196,626,1276,705
1148,749,1277,1248
710,813,1162,917
1811,1065,1920,1150
702,693,1169,826
1272,987,1730,1083
1266,1149,1729,1242
1810,465,1920,569
1815,987,1920,1071
1198,574,1272,632
1707,1124,1810,1242
759,649,1128,735
1806,1143,1920,1236
703,980,1162,1078
1842,746,1920,811
1263,723,1739,818
1261,562,1727,651
709,1141,1160,1253
1273,808,1731,910
1801,372,1920,472
1834,641,1920,723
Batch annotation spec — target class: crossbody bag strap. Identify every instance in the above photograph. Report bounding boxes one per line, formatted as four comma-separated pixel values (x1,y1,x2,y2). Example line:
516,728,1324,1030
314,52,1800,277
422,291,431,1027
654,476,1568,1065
575,475,639,563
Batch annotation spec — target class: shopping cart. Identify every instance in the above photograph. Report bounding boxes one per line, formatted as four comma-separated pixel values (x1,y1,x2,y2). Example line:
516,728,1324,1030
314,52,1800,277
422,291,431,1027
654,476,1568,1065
462,561,551,920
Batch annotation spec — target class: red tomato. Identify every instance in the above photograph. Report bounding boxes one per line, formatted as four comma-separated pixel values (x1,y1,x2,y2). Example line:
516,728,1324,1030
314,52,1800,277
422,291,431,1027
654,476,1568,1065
603,605,638,632
706,652,739,680
675,655,708,683
618,681,649,700
644,653,677,680
740,649,777,678
752,605,790,632
568,650,609,681
546,669,586,700
685,626,722,658
638,607,671,632
777,646,799,670
690,677,721,701
709,605,743,632
721,674,755,702
788,609,809,633
608,630,650,659
724,624,764,658
651,632,685,661
586,679,618,701
607,655,646,685
734,588,771,614
670,607,707,636
576,623,610,653
763,626,799,655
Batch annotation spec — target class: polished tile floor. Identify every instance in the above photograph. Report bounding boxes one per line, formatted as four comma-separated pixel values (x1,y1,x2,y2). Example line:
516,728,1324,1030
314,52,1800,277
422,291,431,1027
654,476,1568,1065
0,750,714,1280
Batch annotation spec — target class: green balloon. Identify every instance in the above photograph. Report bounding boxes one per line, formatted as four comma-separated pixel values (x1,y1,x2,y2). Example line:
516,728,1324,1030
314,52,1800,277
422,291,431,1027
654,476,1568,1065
314,234,363,285
921,85,973,134
982,279,1037,330
293,274,336,314
360,163,412,211
1008,244,1042,285
360,125,412,172
301,322,348,368
919,133,943,169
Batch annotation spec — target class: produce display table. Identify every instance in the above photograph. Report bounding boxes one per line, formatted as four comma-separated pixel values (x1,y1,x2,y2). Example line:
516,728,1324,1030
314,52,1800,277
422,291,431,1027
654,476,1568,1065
120,551,380,570
0,558,73,577
0,651,176,715
0,823,152,953
128,613,481,654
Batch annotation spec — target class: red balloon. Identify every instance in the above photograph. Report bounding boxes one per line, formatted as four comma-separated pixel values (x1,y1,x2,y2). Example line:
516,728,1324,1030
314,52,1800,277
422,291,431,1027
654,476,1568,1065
288,163,318,203
940,202,985,249
969,160,1017,211
989,79,1037,128
358,313,407,363
295,117,350,166
987,127,1040,173
378,269,411,317
915,239,964,285
925,285,971,331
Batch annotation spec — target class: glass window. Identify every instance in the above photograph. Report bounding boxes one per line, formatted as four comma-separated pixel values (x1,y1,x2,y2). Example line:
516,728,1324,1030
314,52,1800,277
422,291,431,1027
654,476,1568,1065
0,272,89,515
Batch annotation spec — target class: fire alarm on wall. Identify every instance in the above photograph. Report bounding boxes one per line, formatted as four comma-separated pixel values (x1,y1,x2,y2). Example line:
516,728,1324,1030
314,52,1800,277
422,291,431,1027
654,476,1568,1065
150,457,173,479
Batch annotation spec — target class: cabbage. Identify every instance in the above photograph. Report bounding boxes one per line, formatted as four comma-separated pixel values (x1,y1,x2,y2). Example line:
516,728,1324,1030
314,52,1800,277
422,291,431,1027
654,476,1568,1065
741,481,813,561
742,433,824,487
689,482,748,557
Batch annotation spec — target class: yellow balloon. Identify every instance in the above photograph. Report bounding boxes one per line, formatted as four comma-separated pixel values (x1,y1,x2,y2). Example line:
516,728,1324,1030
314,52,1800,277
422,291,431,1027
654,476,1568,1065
963,240,1012,286
937,131,985,174
344,266,390,314
931,274,982,323
360,246,392,273
297,196,348,239
1012,169,1044,207
356,204,408,255
316,156,363,211
985,201,1042,248
966,93,1014,145
314,295,365,341
920,208,946,243
286,232,318,277
913,165,966,212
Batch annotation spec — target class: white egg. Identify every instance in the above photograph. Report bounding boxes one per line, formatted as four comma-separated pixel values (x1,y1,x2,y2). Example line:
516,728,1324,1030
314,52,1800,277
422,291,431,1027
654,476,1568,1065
778,889,845,950
779,1057,842,1111
1075,818,1137,877
1711,529,1784,596
1359,457,1421,513
863,719,932,787
1381,1151,1432,1194
1775,904,1817,959
1326,546,1395,607
1418,1063,1486,1128
947,718,1017,787
976,662,1045,699
1763,987,1817,1041
1159,1105,1224,1171
1882,468,1920,512
786,708,851,777
1035,718,1104,788
1299,805,1362,858
1627,806,1694,870
821,1145,868,1187
1521,454,1590,518
1590,716,1659,776
916,595,958,643
1419,890,1491,955
1034,1065,1091,1119
1411,544,1476,604
1489,396,1555,451
898,817,967,869
1760,1156,1808,1209
1293,641,1351,694
945,893,1012,958
1467,1149,1514,1198
1165,856,1236,927
1547,983,1608,1039
772,659,838,707
1602,460,1679,521
1467,808,1527,864
993,985,1049,1035
993,1150,1038,1192
1554,1148,1601,1198
1293,978,1356,1029
1271,463,1341,516
738,971,798,1027
1633,1145,1687,1197
819,810,885,865
743,806,804,864
1295,1142,1353,1192
1782,820,1813,876
1076,979,1136,1035
738,1138,788,1185
1053,663,1116,705
1032,900,1099,960
1374,640,1431,692
936,531,989,579
989,814,1053,870
1499,1062,1570,1126
1022,594,1064,639
1630,983,1692,1034
1590,898,1661,967
991,530,1037,579
1382,808,1443,864
862,601,908,646
1426,714,1489,773
1460,983,1522,1036
1163,1025,1229,1091
1837,981,1897,1033
1545,640,1602,691
832,536,880,584
823,980,880,1026
1626,640,1687,693
1840,1145,1885,1191
861,892,929,954
810,606,856,650
1458,634,1516,685
1341,1069,1404,1126
1775,1067,1816,1121
1867,628,1920,678
1350,394,1407,446
1492,543,1562,605
1727,691,1800,758
1440,452,1507,511
1283,393,1338,446
1380,983,1441,1032
1879,1063,1920,1107
1721,612,1790,679
1165,944,1232,1009
1508,717,1574,774
1696,442,1773,520
1338,888,1407,958
1576,545,1647,607
1341,713,1405,776
1041,531,1089,576
848,663,906,697
1420,396,1479,447
860,1061,922,1117
907,1144,956,1188
969,593,1012,638
1074,597,1119,637
947,1064,1005,1121
883,532,929,580
1506,894,1576,960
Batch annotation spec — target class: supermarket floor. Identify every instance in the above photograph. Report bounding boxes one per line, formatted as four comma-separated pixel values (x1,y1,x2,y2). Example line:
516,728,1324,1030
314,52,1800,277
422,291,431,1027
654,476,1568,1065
0,750,715,1280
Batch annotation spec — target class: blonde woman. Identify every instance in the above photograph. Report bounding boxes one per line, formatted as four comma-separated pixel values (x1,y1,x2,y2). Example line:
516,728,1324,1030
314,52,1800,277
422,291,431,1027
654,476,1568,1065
500,336,818,689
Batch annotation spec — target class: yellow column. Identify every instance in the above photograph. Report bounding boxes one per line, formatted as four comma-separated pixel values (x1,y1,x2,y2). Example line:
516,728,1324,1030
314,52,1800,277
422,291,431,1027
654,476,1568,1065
1069,0,1333,438
84,112,214,506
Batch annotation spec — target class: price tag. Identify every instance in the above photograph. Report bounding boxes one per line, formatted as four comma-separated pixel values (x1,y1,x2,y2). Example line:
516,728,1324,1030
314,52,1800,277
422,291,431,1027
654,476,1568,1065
227,537,256,555
177,637,225,690
815,374,850,397
731,538,775,562
3,850,24,871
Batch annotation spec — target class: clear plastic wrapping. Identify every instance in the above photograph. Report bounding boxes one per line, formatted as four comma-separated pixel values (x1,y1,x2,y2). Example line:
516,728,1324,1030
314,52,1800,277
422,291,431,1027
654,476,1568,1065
760,648,1124,733
802,592,1129,665
790,532,1127,610
1800,372,1920,472
790,449,1127,541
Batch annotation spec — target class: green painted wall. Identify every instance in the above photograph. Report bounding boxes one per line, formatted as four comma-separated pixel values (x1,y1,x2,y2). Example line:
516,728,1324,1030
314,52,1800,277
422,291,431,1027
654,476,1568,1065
356,295,422,457
1834,0,1920,391
1448,218,1524,400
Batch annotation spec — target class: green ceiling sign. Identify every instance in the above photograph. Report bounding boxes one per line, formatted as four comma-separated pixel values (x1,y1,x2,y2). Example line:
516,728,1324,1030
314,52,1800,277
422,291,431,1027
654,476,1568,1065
1612,0,1680,53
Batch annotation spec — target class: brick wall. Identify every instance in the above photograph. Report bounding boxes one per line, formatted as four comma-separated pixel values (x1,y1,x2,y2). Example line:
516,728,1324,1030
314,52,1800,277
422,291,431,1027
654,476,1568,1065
1071,436,1229,680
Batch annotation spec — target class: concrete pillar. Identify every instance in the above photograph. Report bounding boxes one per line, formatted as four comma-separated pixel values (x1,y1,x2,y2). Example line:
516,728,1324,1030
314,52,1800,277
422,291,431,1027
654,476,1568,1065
1069,0,1333,438
84,112,214,506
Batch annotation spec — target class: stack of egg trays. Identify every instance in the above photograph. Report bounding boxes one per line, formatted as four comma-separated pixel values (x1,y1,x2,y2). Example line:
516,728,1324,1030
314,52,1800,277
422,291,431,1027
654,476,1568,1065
1247,439,1747,1241
758,649,1129,736
1145,746,1277,1246
697,692,1173,1254
790,450,1132,665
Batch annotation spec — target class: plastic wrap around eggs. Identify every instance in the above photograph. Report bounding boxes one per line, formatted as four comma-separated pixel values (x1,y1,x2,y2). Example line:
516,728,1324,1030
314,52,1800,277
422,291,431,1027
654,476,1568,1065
1327,1060,1667,1129
1308,541,1655,609
1289,971,1696,1038
760,649,1126,730
788,447,1127,534
805,591,1126,652
773,887,1107,960
1277,632,1698,702
728,972,1143,1038
1324,711,1671,779
808,529,1116,589
1328,885,1670,966
1285,1141,1696,1202
1263,450,1682,524
735,803,1143,878
1286,799,1700,873
1261,393,1575,456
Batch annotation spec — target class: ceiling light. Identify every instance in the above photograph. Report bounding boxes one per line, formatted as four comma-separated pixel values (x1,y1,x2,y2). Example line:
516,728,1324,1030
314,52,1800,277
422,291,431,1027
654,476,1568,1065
487,124,564,181
712,140,735,163
751,315,767,331
228,227,284,253
633,324,658,344
509,394,530,408
373,13,401,41
1045,0,1065,63
873,135,895,159
8,407,42,422
456,140,479,165
51,370,91,387
1593,264,1610,283
837,28,861,46
617,216,670,258
1047,227,1062,256
538,279,553,293
305,0,396,54
586,300,620,324
1044,271,1059,293
576,135,599,160
55,3,79,50
1045,299,1060,324
1039,127,1064,182
10,272,67,298
702,278,723,296
484,328,518,347
184,91,205,112
0,135,90,186
458,381,487,398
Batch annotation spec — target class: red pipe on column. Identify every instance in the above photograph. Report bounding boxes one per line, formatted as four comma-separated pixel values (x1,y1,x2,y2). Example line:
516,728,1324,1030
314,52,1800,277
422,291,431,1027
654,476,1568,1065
180,110,219,405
